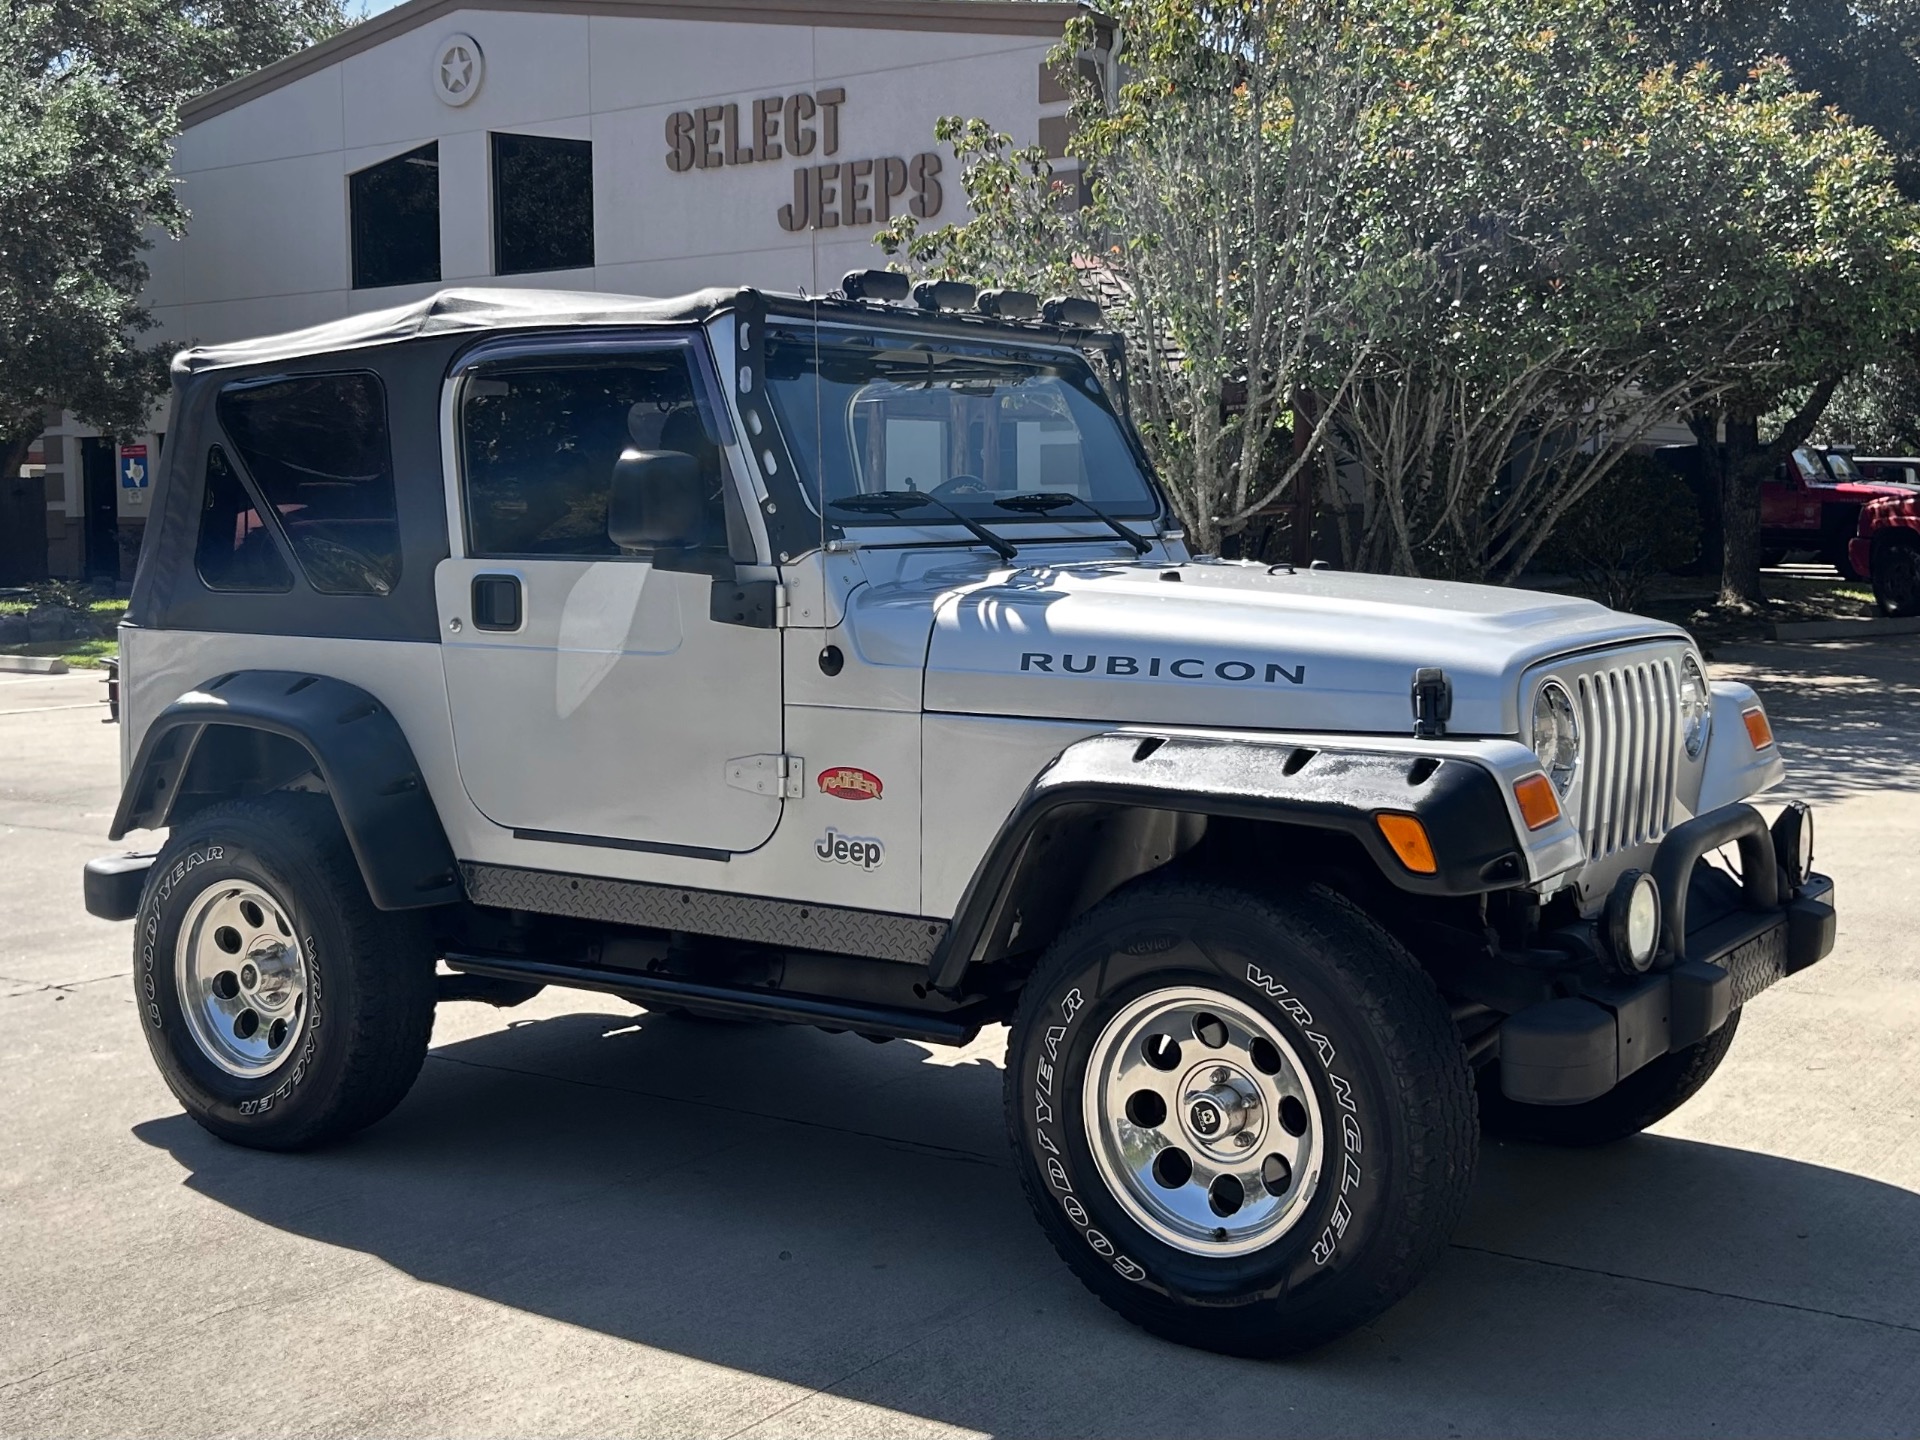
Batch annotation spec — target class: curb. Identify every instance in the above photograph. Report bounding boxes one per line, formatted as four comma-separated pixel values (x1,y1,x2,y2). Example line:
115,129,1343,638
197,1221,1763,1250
0,654,70,674
1770,615,1920,641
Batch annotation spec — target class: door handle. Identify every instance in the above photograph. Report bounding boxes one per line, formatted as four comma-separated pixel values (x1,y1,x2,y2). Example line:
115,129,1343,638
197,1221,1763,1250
471,573,523,632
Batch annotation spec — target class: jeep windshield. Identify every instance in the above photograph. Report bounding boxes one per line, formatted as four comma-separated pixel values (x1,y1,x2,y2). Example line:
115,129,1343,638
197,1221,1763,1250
760,322,1161,536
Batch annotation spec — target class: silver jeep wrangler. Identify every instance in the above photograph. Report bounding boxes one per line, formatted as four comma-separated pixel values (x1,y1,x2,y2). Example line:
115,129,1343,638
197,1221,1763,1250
85,274,1835,1356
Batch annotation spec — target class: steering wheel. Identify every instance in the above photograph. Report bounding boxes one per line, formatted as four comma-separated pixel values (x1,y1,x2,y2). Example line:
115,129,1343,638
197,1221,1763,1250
931,474,991,499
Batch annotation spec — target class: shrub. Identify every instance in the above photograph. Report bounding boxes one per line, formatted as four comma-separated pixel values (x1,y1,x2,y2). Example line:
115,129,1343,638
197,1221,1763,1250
1538,456,1701,611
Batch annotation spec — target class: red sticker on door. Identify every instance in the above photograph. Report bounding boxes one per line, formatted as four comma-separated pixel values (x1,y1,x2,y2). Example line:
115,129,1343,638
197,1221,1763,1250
817,767,883,801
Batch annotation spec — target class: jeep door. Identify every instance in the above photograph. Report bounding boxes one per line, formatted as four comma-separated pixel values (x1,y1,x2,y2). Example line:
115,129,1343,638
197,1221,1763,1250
435,336,783,856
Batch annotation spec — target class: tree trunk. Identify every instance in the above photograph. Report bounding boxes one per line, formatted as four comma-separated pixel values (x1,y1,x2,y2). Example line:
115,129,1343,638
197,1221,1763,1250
1717,411,1766,610
1709,373,1845,611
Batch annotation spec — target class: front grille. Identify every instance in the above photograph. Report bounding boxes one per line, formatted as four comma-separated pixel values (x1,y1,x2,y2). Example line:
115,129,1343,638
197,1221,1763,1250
1573,656,1681,861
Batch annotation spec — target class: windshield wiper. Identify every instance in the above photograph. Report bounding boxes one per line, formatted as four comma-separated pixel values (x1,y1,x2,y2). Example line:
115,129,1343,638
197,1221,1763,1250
831,492,1019,562
993,491,1153,555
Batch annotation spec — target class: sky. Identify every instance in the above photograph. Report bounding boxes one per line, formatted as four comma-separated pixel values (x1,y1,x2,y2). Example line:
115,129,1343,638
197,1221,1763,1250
350,0,408,17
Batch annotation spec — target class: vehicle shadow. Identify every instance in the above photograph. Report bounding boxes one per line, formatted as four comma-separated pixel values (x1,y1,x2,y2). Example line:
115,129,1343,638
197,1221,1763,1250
134,1007,1920,1437
1712,637,1920,803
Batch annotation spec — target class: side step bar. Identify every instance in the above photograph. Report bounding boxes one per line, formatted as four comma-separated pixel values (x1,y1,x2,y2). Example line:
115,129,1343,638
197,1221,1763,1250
440,951,985,1045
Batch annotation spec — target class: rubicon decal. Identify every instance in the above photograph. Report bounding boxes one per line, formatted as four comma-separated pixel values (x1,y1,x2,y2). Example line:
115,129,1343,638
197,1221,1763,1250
815,828,884,869
817,767,883,801
1019,652,1306,685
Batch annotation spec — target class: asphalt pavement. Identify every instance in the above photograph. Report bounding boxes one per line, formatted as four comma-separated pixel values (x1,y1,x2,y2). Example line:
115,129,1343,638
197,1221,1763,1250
2,646,1917,1438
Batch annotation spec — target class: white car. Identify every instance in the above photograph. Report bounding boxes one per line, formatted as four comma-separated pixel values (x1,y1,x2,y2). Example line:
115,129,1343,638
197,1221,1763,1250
85,273,1834,1356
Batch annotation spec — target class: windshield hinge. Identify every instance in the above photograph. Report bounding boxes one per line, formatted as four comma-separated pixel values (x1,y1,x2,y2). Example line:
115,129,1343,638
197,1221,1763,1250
725,754,803,799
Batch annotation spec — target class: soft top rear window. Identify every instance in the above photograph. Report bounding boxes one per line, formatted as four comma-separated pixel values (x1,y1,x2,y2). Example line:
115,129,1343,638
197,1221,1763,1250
216,372,401,596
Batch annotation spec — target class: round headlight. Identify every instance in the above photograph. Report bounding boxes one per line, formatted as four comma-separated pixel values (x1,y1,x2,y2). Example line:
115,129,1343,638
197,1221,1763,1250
1530,680,1580,793
1679,653,1712,759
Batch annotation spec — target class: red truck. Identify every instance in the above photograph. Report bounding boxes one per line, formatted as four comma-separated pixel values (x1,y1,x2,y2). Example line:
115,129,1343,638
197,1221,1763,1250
1761,446,1915,575
1850,490,1920,616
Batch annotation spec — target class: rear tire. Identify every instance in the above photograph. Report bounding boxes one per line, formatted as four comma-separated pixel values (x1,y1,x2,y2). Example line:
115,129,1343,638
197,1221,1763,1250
1477,1009,1741,1146
1871,533,1920,617
133,795,437,1151
1004,877,1476,1357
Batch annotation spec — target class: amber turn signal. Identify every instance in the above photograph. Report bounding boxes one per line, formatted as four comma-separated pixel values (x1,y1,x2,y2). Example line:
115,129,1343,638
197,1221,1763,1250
1512,772,1562,830
1743,706,1775,750
1375,813,1438,874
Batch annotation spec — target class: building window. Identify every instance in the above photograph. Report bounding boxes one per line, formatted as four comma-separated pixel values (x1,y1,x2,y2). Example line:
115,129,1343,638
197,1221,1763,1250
351,142,440,289
217,373,402,595
492,133,594,275
195,445,294,592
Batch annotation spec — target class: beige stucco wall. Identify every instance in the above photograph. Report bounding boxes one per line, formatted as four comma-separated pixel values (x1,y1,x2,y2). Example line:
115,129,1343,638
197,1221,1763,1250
146,6,1078,349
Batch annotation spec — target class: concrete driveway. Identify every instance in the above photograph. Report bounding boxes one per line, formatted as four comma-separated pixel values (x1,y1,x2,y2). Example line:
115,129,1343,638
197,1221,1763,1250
2,645,1917,1438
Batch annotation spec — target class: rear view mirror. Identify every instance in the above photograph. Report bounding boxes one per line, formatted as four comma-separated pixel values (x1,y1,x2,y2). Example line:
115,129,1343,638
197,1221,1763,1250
608,449,705,550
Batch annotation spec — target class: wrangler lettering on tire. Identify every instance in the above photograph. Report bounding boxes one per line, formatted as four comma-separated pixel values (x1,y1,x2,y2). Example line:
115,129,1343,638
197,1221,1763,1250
1005,876,1475,1357
133,794,435,1152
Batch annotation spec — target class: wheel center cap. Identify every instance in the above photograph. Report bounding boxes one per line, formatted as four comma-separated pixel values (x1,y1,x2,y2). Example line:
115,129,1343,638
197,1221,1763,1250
1182,1073,1260,1149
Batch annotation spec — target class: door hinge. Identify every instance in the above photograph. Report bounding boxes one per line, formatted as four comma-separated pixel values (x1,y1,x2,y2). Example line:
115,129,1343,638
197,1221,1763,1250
726,754,803,799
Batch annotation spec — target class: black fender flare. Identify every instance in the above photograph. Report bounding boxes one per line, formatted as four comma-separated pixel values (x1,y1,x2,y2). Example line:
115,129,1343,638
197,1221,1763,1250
928,730,1525,993
109,670,463,911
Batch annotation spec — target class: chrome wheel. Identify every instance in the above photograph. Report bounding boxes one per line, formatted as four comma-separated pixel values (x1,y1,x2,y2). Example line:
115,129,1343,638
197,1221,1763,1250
1082,986,1323,1257
174,882,308,1079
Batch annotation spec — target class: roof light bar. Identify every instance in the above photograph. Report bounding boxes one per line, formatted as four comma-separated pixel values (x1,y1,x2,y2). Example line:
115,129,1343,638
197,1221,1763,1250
1042,295,1102,327
977,288,1040,320
913,279,980,312
840,269,911,304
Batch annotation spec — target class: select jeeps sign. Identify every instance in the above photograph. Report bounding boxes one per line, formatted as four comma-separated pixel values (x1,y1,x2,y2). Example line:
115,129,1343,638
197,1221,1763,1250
664,87,943,233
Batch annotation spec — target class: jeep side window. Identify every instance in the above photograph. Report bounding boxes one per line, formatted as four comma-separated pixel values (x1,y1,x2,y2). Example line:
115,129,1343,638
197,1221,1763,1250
215,372,402,596
458,351,726,560
194,444,295,592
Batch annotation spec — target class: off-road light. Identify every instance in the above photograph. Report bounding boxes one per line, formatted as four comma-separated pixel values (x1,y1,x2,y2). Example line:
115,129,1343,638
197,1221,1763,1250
1512,772,1562,830
1375,813,1437,874
1042,295,1102,327
1607,869,1662,973
1679,653,1712,759
913,279,979,312
1771,800,1814,887
1529,679,1580,793
840,269,910,304
1743,705,1775,750
977,288,1039,320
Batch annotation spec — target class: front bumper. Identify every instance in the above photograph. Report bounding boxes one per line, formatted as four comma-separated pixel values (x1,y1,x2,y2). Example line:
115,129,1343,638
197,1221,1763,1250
1498,802,1836,1106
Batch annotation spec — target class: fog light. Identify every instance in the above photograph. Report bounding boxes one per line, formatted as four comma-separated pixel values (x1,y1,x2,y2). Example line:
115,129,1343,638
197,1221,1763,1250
1607,869,1662,973
841,269,910,304
1771,800,1814,887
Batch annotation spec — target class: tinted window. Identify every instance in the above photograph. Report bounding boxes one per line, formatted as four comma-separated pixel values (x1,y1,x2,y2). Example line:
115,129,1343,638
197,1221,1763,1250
762,325,1159,524
493,133,594,275
461,350,723,559
217,373,401,596
195,445,294,592
351,142,440,289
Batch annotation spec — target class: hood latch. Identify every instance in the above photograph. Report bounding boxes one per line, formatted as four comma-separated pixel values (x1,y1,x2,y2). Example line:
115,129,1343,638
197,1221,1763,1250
1411,668,1452,739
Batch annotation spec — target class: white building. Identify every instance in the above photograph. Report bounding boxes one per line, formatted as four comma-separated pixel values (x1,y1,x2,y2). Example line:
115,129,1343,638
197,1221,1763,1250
25,0,1104,584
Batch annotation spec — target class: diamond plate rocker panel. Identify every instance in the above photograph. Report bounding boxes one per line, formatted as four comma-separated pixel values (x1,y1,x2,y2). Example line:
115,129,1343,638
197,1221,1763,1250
461,862,948,965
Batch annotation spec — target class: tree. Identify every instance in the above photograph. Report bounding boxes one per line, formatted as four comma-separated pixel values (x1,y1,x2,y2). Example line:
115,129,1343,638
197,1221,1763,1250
882,0,1920,587
880,0,1380,555
0,1,348,488
1617,2,1920,605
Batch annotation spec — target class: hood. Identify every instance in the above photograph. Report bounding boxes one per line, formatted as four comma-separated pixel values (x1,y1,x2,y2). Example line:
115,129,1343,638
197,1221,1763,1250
892,556,1681,736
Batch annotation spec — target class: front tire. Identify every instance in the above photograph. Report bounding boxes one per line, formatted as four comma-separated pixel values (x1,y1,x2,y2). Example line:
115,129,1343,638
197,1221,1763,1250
1004,878,1476,1357
1477,1009,1741,1147
1871,533,1920,617
133,795,437,1151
